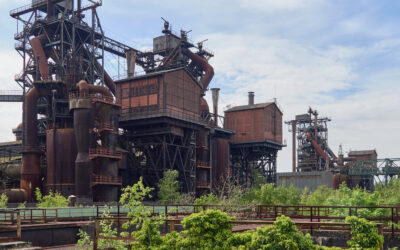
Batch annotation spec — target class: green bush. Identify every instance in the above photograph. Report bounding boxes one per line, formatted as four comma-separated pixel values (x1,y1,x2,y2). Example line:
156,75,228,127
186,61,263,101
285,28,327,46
246,183,301,205
0,193,8,208
247,215,317,250
158,170,180,204
35,188,69,207
194,193,219,205
346,216,383,249
179,209,235,249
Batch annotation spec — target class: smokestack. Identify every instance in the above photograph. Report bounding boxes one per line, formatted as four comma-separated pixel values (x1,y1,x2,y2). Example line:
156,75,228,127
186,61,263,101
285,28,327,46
126,50,137,78
248,92,254,105
211,88,220,126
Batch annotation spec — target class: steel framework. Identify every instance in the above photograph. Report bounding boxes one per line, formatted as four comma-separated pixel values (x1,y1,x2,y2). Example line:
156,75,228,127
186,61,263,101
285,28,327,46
230,141,281,187
126,128,197,194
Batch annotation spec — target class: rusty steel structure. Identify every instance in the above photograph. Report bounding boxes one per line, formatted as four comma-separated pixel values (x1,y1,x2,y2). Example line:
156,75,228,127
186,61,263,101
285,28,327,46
224,93,284,187
1,0,285,202
0,0,239,202
7,0,125,202
286,108,336,172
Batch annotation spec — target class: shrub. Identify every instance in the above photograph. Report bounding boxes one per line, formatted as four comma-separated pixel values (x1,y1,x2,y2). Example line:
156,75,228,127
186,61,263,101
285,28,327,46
194,193,219,205
248,215,317,250
158,170,180,204
0,193,8,208
346,216,383,249
180,209,235,249
35,188,69,207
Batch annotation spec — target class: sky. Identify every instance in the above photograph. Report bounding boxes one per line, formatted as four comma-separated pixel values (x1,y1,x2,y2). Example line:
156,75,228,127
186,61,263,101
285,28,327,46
0,0,400,172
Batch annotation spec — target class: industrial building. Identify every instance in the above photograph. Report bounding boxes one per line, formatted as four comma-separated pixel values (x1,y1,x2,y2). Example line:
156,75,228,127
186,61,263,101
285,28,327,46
282,108,398,191
0,0,284,202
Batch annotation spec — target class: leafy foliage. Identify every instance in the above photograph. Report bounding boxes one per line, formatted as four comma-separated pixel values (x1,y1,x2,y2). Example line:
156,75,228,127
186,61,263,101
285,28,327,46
120,177,164,249
158,170,180,204
0,193,8,208
35,188,69,207
346,216,383,249
247,215,317,250
245,183,301,205
301,185,333,205
179,209,235,249
194,193,219,205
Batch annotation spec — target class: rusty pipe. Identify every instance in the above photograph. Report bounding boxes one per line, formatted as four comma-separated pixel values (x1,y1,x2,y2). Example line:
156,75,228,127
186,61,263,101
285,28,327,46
182,49,214,91
21,87,50,201
30,34,50,81
76,80,113,98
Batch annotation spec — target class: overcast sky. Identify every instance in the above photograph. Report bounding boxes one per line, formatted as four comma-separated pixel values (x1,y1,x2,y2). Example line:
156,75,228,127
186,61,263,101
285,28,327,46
0,0,399,172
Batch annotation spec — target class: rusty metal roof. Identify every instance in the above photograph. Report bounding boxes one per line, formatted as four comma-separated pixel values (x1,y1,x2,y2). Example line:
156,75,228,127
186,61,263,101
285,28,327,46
115,67,203,89
348,150,377,156
225,102,282,114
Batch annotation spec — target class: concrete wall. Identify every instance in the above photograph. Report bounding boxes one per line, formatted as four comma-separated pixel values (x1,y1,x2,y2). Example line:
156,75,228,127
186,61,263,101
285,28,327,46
277,171,333,191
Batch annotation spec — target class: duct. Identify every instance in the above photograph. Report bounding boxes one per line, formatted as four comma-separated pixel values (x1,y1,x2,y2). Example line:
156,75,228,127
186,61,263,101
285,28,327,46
21,87,50,201
76,80,113,99
182,49,214,91
30,34,50,81
200,98,209,113
93,60,116,95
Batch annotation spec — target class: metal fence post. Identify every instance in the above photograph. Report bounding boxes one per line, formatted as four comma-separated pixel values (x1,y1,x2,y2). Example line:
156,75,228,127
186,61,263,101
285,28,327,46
17,212,21,240
94,219,99,250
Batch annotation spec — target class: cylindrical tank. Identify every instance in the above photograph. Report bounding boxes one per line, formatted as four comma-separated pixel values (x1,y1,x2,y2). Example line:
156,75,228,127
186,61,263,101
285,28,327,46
0,163,21,178
46,128,77,196
4,189,27,203
21,152,41,201
73,108,94,197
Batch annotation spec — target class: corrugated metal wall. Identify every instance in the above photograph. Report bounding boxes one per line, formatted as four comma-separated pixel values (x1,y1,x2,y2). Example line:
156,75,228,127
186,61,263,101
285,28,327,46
225,104,282,144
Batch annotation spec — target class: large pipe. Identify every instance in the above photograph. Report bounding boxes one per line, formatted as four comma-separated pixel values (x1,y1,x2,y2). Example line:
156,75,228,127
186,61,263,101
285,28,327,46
30,34,50,81
76,80,113,99
21,87,49,201
20,34,53,201
182,49,214,91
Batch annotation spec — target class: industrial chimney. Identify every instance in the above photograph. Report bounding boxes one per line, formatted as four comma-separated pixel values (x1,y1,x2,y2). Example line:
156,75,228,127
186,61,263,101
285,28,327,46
248,92,254,105
211,88,220,126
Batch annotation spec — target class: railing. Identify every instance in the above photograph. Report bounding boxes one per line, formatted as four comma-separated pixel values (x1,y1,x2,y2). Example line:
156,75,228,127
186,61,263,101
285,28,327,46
0,211,21,243
91,175,122,186
10,0,46,16
196,161,210,168
0,90,23,96
89,147,122,160
0,208,57,224
69,92,120,106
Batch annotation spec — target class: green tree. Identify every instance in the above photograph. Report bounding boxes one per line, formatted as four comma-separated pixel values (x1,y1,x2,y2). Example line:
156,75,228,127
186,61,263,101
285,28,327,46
346,216,383,249
158,170,180,204
120,177,164,249
35,188,69,207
